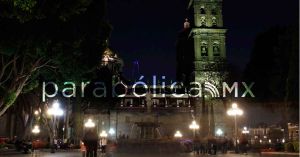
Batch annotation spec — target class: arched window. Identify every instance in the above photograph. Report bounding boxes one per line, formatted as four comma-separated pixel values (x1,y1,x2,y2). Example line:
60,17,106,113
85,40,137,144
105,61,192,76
212,17,217,27
200,16,206,27
201,42,208,56
200,7,206,14
213,42,220,56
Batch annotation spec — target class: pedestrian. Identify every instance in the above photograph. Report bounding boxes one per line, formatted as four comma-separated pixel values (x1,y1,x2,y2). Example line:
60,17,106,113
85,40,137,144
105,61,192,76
80,140,86,157
240,137,248,154
212,143,217,155
207,143,212,155
14,137,22,151
54,138,58,150
200,143,205,154
194,140,201,155
100,137,107,153
83,129,99,157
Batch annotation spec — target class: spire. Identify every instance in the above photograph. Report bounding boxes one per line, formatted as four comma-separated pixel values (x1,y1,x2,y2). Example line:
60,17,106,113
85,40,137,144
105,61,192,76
184,18,190,29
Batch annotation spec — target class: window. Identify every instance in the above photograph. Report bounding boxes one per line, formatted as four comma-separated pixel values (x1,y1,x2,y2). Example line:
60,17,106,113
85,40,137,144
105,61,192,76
201,42,208,56
212,17,217,27
200,7,206,14
200,16,206,27
213,42,220,56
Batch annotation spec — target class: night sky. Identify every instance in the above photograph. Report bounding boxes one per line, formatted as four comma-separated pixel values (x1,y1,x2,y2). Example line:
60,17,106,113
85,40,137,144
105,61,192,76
107,0,298,81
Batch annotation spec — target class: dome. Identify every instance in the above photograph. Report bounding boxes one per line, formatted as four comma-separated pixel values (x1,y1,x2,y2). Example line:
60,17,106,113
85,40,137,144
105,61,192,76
102,48,115,62
100,47,124,72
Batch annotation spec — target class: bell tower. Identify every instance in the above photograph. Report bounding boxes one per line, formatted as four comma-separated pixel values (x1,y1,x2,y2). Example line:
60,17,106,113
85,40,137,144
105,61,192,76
176,0,229,138
193,0,224,28
191,0,227,85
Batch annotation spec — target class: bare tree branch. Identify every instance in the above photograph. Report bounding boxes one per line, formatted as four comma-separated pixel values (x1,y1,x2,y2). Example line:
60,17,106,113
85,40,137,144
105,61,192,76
0,55,19,81
34,58,53,70
0,104,11,117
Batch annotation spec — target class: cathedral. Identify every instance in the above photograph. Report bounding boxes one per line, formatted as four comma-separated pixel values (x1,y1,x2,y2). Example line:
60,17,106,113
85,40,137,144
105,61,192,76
84,0,231,141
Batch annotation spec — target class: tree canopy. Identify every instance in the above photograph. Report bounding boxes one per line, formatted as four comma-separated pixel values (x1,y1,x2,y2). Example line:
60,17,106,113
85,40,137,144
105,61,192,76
243,25,299,121
0,0,112,116
244,26,298,102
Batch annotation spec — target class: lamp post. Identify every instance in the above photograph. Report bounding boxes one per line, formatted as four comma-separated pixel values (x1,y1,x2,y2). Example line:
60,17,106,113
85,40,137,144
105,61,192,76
216,128,223,137
100,130,108,138
242,127,250,145
242,127,249,134
108,128,115,139
189,120,200,138
99,130,108,153
62,127,65,142
84,119,96,128
227,103,243,153
47,100,63,153
174,130,183,138
32,125,40,134
34,110,39,115
32,125,40,154
281,129,285,144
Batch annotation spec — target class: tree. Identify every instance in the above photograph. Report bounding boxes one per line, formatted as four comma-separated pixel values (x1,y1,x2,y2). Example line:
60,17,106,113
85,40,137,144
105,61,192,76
244,26,299,140
8,89,41,139
0,0,111,117
244,26,298,103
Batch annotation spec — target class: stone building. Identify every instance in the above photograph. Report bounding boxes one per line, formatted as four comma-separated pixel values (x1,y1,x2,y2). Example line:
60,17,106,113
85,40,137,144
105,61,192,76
82,0,231,141
176,0,229,138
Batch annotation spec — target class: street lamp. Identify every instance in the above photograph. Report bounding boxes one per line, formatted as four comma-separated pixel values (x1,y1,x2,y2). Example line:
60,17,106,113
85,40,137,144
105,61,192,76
47,100,63,153
227,103,243,153
84,119,96,128
47,101,63,116
174,130,183,138
99,130,108,153
34,110,39,115
216,128,223,137
242,127,249,134
31,125,40,154
108,128,115,135
32,125,40,134
189,120,199,138
242,127,250,146
100,130,108,138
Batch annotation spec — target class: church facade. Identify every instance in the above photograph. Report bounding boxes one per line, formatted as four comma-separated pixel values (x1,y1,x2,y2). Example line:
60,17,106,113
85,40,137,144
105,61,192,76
82,0,231,141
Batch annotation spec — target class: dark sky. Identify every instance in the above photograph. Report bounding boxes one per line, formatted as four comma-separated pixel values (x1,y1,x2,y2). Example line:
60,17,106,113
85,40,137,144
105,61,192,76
107,0,298,81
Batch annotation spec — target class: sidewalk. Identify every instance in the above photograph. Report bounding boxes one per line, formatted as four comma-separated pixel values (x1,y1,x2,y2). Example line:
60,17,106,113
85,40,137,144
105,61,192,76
261,151,299,156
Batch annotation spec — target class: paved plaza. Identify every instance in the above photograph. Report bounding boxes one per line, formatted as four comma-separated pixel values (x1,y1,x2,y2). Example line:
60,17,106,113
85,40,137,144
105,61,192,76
0,150,299,157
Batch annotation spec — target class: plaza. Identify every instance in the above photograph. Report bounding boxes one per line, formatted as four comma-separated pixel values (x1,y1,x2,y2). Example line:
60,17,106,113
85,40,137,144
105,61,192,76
0,150,299,157
0,0,298,157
